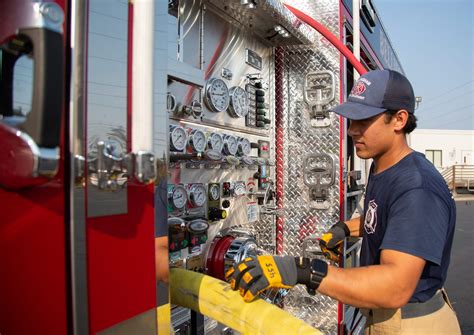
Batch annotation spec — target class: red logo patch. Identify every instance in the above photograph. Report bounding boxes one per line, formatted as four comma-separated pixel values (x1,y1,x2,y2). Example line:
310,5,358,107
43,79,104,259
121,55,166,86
351,81,366,96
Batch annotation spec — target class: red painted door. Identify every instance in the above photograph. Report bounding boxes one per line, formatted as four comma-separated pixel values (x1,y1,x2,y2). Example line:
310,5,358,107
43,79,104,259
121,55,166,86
81,1,157,333
0,1,69,334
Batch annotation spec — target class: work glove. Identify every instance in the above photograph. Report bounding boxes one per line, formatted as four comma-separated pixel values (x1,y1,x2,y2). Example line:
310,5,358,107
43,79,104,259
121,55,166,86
319,221,350,262
225,255,315,302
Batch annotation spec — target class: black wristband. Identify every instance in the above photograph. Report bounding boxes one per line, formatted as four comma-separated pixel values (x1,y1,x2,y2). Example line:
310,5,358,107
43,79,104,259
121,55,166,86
334,220,350,237
295,257,328,295
295,257,312,285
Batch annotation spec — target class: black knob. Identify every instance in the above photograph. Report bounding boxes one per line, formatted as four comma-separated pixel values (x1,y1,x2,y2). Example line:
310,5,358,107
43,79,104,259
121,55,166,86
263,118,271,124
256,115,266,121
256,102,266,109
222,200,231,209
255,89,265,96
256,121,265,127
256,108,266,115
256,96,265,103
253,172,261,179
208,208,227,221
255,82,263,88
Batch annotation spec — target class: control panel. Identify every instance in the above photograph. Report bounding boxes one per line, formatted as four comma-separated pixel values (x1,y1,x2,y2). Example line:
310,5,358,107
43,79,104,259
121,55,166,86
166,2,278,334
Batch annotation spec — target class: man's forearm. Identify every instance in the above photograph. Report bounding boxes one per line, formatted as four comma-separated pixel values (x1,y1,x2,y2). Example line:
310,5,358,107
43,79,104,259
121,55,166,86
318,264,405,309
316,249,425,309
344,217,363,237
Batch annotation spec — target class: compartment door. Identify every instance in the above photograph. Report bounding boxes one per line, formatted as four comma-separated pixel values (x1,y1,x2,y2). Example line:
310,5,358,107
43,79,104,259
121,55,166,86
0,0,69,334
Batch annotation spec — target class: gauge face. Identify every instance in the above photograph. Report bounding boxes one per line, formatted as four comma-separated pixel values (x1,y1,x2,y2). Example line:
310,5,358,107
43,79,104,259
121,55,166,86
233,181,246,197
189,129,206,153
238,138,251,156
189,184,207,207
204,78,230,113
169,185,187,210
229,86,250,118
209,184,220,201
223,135,238,156
208,132,224,152
170,126,187,151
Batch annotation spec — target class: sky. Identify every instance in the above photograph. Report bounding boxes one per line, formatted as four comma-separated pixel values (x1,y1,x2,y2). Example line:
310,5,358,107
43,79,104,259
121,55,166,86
374,0,473,130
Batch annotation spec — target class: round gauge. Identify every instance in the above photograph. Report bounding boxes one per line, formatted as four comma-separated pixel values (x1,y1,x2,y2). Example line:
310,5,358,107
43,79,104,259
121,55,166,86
170,126,187,151
209,184,220,201
223,135,238,156
189,184,207,208
237,138,251,156
187,219,209,234
188,129,206,153
169,185,187,210
208,132,224,152
204,78,230,113
233,182,246,197
228,86,250,118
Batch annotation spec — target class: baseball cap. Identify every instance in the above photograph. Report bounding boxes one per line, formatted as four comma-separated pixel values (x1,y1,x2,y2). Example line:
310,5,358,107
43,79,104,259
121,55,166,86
330,69,415,120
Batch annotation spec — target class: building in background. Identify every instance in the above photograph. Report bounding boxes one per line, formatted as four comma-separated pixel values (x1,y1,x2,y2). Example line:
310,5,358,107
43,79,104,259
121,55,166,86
409,129,474,169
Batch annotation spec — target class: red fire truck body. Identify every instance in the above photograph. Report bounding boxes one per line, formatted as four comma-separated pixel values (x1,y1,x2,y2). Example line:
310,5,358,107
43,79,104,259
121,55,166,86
0,0,404,334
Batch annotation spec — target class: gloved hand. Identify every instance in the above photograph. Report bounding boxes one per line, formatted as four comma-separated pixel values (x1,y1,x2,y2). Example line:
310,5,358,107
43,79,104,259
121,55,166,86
225,255,314,302
319,221,350,262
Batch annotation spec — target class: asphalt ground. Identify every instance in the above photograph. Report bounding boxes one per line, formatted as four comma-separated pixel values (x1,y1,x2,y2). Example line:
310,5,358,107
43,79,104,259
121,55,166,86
445,198,474,335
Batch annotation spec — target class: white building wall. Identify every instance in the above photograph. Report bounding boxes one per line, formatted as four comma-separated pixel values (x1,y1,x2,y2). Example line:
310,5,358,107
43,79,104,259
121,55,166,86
408,129,474,168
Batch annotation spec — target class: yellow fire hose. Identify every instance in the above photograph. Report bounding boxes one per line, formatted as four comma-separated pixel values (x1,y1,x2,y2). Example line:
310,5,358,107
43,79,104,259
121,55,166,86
170,268,322,335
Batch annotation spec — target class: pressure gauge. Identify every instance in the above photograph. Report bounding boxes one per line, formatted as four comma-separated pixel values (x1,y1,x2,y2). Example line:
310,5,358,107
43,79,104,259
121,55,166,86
169,184,187,210
188,129,206,153
169,125,187,152
188,184,207,208
204,78,230,113
233,181,246,197
208,132,224,152
209,184,220,201
223,135,238,156
228,86,250,118
237,138,251,156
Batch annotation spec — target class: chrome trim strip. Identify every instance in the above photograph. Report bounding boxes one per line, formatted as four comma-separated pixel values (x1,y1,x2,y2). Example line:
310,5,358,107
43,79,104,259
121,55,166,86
70,0,89,332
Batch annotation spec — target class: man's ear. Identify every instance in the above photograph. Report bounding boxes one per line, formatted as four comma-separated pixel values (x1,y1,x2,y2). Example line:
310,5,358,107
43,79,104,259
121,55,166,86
393,109,409,132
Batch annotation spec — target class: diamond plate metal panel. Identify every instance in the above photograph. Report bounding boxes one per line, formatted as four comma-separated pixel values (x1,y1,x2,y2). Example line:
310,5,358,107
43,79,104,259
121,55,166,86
206,0,317,46
275,1,342,334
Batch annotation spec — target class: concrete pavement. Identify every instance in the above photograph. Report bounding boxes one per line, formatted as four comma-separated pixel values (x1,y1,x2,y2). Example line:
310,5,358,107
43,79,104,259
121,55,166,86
445,198,474,334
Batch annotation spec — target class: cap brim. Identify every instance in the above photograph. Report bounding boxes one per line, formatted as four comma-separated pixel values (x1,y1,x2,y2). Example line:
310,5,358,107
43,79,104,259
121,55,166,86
329,101,387,120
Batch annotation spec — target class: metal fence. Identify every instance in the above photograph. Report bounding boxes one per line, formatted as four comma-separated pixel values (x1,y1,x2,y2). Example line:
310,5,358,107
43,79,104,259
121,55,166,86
441,165,474,194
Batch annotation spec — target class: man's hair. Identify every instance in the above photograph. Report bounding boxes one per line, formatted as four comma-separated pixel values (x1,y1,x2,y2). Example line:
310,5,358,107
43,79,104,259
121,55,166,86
383,110,417,134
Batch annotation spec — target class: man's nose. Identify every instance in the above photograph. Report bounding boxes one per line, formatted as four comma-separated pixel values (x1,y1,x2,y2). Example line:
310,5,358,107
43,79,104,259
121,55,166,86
348,121,359,137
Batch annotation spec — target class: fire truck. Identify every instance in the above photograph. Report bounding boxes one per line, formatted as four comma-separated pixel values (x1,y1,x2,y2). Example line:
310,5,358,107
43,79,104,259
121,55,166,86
0,0,405,334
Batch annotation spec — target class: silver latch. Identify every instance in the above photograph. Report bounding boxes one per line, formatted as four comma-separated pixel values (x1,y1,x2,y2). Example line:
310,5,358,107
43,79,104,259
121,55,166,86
134,151,156,184
303,71,336,128
88,140,156,190
303,153,335,209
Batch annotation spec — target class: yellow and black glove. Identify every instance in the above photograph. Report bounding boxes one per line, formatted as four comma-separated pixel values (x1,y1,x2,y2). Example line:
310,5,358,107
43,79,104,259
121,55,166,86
225,255,321,302
319,221,350,262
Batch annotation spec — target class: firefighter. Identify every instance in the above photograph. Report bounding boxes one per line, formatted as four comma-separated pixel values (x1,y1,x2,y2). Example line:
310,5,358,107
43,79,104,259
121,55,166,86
226,70,461,334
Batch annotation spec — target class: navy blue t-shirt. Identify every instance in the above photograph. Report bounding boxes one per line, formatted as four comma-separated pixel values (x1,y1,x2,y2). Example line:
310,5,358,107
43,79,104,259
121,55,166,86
360,151,456,303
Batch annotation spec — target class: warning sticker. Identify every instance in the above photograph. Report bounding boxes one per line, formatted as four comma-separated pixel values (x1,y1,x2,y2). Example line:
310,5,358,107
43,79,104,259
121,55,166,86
247,202,259,223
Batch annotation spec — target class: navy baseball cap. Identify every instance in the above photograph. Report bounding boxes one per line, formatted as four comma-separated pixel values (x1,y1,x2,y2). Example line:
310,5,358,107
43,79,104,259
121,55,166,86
330,69,415,120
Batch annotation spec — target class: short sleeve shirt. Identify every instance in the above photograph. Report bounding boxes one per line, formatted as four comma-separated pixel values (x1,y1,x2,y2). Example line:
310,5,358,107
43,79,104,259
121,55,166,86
360,152,456,302
155,178,169,237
